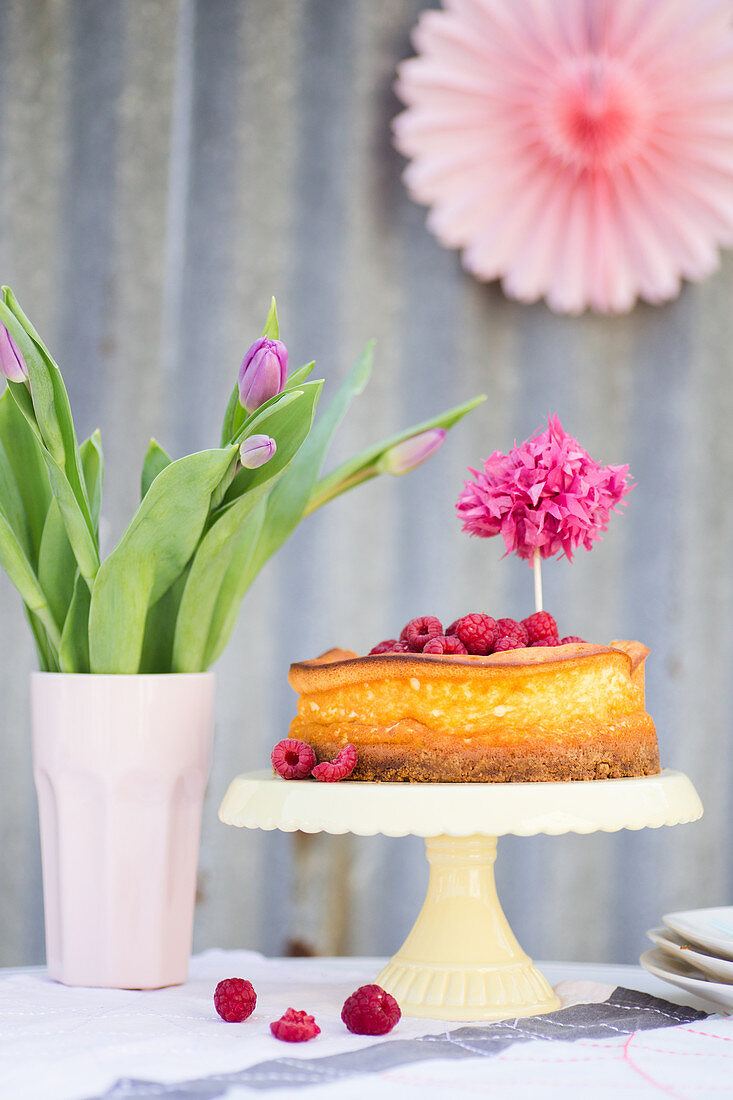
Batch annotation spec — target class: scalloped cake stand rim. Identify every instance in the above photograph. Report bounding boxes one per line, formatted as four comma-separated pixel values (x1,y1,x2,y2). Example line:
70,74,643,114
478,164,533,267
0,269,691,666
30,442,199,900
218,767,702,838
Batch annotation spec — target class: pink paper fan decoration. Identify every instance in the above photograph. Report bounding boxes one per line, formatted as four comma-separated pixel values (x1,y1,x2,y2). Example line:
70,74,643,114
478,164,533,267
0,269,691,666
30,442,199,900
394,0,733,314
456,415,632,562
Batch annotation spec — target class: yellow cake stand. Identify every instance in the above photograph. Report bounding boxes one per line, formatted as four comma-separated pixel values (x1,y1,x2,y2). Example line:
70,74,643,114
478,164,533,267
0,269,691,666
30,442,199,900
219,769,702,1021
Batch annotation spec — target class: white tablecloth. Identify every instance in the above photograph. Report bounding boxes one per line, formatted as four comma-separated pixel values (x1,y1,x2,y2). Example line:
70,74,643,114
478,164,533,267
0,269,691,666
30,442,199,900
1,950,730,1099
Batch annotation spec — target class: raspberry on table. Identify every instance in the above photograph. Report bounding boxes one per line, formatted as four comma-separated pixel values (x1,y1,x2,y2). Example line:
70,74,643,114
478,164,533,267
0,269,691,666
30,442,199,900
341,984,401,1035
312,744,358,782
369,639,398,654
561,635,586,643
522,611,558,646
214,978,257,1022
271,739,317,780
447,613,497,654
270,1007,320,1042
422,635,468,655
400,616,443,652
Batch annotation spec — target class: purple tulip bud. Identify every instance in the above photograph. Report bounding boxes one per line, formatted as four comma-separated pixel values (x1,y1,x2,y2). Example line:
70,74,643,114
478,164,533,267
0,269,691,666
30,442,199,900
378,428,447,475
0,324,28,383
238,337,288,413
239,434,277,469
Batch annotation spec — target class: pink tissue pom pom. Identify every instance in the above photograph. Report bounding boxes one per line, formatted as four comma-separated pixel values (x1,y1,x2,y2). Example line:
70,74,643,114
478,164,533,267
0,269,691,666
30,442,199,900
456,415,632,563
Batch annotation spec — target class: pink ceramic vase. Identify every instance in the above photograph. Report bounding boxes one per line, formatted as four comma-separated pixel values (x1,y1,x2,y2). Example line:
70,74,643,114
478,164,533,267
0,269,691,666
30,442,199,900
31,672,215,989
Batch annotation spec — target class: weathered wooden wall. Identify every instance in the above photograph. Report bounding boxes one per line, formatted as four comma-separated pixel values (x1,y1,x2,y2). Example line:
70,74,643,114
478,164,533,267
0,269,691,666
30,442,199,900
0,0,730,967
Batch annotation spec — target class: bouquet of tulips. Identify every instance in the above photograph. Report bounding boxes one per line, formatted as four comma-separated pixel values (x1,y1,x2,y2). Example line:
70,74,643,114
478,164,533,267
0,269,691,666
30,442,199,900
0,289,483,674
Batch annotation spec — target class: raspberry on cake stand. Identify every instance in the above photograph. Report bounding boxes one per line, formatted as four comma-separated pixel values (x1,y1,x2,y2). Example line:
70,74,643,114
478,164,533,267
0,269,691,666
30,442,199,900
219,769,702,1021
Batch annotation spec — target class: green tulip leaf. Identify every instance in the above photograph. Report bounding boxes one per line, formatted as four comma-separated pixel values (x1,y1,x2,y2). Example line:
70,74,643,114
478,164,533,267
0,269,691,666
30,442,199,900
220,386,241,447
41,448,100,586
0,378,97,589
80,430,104,530
284,362,315,391
0,387,50,565
197,498,268,669
138,571,188,674
38,499,76,631
89,446,236,673
172,493,266,672
0,500,60,649
0,433,32,558
141,438,172,500
59,572,91,673
25,609,60,672
230,387,305,446
261,297,279,340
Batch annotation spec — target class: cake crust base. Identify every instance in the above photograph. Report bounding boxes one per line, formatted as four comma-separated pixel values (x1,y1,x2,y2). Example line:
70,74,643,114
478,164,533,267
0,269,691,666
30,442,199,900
305,721,660,783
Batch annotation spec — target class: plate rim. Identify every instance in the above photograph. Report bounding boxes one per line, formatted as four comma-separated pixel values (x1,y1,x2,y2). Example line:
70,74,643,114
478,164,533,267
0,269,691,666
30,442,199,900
639,948,733,1012
663,907,733,962
646,927,733,982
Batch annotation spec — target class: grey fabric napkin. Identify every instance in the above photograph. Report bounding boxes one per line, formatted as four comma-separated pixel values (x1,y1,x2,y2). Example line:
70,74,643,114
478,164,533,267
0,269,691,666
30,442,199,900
92,987,708,1098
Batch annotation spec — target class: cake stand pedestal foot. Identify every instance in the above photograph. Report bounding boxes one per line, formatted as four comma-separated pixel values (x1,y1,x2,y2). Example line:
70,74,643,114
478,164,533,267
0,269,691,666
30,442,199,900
377,834,560,1021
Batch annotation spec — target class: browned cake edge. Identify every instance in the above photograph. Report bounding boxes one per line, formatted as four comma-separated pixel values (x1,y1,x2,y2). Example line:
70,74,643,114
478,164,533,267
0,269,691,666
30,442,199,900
288,642,637,693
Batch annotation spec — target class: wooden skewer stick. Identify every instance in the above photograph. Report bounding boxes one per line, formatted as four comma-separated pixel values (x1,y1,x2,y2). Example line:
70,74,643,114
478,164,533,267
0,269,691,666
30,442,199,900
533,548,543,613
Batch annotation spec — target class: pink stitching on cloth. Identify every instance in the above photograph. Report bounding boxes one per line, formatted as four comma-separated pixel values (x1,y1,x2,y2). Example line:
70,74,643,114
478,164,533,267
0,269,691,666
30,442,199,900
621,1045,733,1060
680,1026,733,1043
622,1032,688,1099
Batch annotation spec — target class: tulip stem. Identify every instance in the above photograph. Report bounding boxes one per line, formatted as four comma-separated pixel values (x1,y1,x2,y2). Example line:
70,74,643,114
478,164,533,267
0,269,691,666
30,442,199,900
304,468,377,517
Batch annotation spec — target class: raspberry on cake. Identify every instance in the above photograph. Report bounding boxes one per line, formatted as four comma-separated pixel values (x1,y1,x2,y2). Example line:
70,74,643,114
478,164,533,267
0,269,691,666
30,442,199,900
423,634,467,655
495,618,529,649
522,611,558,646
400,616,443,652
446,613,497,654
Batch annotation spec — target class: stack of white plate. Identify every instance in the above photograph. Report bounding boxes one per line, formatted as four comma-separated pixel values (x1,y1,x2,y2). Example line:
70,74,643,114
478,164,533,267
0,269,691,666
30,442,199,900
641,907,733,1012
